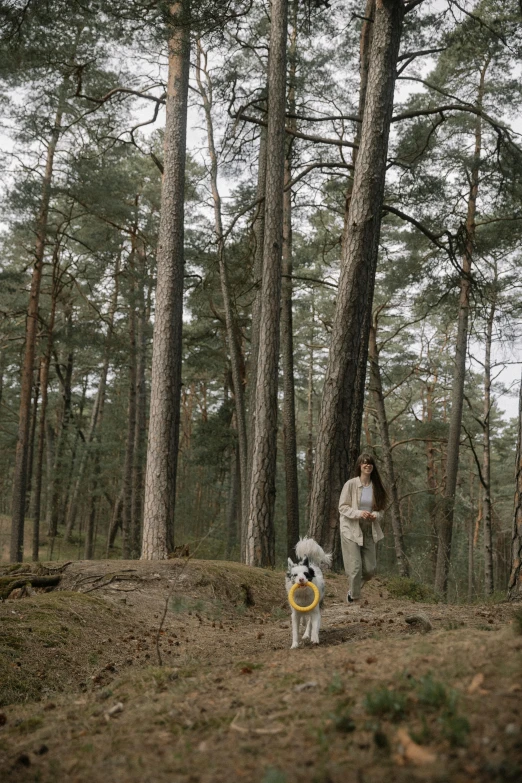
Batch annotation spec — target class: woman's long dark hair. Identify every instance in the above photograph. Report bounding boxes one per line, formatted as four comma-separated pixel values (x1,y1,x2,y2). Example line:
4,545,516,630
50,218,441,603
354,453,388,512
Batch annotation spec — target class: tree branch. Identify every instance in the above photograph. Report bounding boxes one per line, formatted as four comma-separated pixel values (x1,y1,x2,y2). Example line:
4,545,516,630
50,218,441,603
235,113,358,149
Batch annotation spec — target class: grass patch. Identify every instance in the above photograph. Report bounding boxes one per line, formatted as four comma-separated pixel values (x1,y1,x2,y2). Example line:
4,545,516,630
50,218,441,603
416,674,455,711
0,592,120,707
440,712,470,747
364,687,408,721
326,673,344,695
16,716,44,733
387,577,438,603
262,768,287,783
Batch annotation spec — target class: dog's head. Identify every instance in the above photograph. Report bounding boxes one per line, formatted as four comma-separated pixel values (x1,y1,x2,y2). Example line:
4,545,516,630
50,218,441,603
287,556,316,586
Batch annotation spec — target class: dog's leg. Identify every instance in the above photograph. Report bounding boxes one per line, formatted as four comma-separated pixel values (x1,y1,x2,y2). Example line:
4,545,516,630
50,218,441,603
302,616,311,640
291,608,300,649
310,608,321,644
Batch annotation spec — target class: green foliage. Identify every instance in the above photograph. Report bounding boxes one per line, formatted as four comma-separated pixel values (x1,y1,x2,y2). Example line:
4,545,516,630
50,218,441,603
387,578,439,603
440,713,470,747
364,687,408,721
326,673,344,695
416,674,455,711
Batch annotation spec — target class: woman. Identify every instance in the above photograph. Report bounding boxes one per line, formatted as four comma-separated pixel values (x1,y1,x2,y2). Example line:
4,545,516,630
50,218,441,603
338,453,388,604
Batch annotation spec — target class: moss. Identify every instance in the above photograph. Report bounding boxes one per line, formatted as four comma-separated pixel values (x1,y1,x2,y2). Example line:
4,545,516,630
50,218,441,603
387,577,439,603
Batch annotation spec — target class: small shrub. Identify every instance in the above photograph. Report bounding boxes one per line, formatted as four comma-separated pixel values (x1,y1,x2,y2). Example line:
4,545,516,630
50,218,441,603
416,674,454,710
333,710,356,733
387,577,438,603
364,687,408,721
440,712,470,747
410,715,433,746
331,700,355,733
373,729,390,750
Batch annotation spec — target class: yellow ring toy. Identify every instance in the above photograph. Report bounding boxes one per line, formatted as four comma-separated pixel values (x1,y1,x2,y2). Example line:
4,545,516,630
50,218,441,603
288,581,320,613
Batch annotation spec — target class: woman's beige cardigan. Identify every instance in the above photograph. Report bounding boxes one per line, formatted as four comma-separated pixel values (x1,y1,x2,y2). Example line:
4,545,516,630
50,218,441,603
338,477,384,546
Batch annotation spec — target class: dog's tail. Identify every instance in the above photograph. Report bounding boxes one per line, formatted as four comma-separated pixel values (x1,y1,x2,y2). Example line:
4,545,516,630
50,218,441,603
295,537,332,568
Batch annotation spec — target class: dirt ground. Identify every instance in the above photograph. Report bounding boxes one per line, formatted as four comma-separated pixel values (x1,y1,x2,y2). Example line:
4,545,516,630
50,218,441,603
0,558,521,783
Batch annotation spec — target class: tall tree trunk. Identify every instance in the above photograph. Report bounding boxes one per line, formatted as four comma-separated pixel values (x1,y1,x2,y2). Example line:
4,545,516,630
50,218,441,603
425,378,439,579
48,331,74,550
282,0,300,559
31,247,59,560
468,457,475,602
244,125,268,561
245,0,289,567
195,42,249,552
483,287,496,596
368,320,409,575
44,420,55,534
107,489,124,555
325,0,376,566
305,296,315,525
226,444,240,559
84,453,100,560
308,0,403,547
130,245,149,558
435,56,489,596
122,213,139,559
25,376,40,514
10,90,65,561
64,258,120,541
142,0,190,560
508,371,522,602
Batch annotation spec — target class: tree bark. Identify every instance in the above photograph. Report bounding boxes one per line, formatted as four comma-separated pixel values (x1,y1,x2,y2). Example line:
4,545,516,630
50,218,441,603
25,375,40,514
308,0,403,547
245,125,268,561
226,444,240,559
368,320,409,575
305,297,315,526
323,0,376,568
122,215,139,559
31,245,60,561
196,41,249,554
435,56,489,595
48,328,74,551
245,0,289,567
142,0,190,560
508,372,522,602
281,0,300,559
10,90,65,561
107,488,124,555
130,245,149,558
483,286,496,596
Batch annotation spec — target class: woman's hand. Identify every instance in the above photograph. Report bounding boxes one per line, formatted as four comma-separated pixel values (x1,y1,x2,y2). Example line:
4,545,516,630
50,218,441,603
360,511,376,520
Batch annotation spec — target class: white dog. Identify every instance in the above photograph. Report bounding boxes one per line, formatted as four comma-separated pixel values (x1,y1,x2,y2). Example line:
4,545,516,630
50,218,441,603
286,537,332,649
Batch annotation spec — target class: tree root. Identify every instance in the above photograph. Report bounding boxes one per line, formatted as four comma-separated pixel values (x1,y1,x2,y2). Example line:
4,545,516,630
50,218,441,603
0,575,61,600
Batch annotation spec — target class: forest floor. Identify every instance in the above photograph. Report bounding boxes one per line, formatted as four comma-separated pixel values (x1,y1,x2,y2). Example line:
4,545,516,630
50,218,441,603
0,557,521,783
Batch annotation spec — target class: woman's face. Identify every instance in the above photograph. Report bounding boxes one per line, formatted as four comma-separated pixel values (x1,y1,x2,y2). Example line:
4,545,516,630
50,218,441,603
360,461,374,478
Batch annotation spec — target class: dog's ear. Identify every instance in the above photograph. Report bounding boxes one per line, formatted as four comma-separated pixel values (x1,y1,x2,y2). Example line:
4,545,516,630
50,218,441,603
287,557,294,569
302,556,309,567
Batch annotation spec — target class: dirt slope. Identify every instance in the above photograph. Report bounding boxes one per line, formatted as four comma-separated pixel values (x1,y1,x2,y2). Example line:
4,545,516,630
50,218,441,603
0,559,521,783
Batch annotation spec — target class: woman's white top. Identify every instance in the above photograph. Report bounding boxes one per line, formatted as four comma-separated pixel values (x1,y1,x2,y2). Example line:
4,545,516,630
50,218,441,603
338,477,384,546
359,484,373,513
